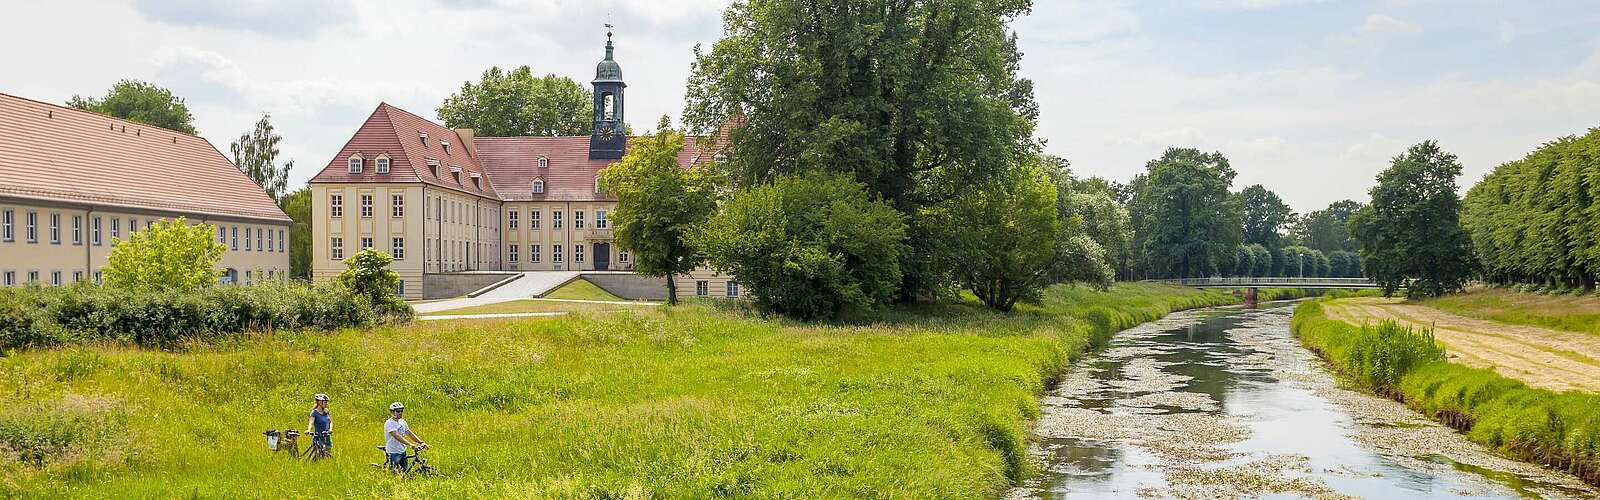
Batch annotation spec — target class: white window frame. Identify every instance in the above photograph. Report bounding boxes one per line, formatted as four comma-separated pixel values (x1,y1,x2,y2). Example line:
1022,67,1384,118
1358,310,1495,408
360,194,373,218
376,156,390,174
696,281,708,297
72,216,82,245
267,228,274,252
530,244,541,263
392,193,405,218
507,210,519,229
361,237,374,250
26,211,37,243
392,237,405,260
595,210,608,229
552,244,563,263
574,244,584,263
278,229,285,252
619,250,629,263
552,210,563,229
232,226,238,251
574,211,585,229
508,244,519,263
726,282,740,298
532,179,545,194
530,210,541,229
1,209,11,241
330,194,343,218
538,156,548,169
92,217,101,246
347,155,364,174
49,213,59,244
331,237,344,260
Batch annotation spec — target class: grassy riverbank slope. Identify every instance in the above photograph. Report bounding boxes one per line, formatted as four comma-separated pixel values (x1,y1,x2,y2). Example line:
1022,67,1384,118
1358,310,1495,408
1,283,1242,498
1294,298,1600,486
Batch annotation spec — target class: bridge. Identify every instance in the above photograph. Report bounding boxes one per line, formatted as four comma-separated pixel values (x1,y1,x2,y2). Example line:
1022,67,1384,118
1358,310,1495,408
1144,277,1385,289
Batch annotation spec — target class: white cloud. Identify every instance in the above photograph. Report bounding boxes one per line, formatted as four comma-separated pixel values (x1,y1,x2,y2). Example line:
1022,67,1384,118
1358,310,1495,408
1195,0,1325,10
1496,20,1516,45
1356,14,1422,36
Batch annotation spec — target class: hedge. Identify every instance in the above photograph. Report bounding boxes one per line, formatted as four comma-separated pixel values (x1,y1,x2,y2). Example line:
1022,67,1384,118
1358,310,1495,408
0,282,412,350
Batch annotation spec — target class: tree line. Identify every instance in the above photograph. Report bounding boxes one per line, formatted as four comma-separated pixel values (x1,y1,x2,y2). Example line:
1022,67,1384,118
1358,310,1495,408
1462,127,1600,291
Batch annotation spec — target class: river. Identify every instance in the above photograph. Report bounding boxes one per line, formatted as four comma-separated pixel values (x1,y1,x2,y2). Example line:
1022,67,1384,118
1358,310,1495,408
1006,302,1598,499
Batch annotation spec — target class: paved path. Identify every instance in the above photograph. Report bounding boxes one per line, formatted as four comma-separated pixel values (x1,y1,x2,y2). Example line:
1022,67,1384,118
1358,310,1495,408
411,272,580,314
417,311,568,321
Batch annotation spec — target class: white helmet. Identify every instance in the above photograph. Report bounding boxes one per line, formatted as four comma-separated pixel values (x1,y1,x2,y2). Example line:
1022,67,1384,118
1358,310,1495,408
389,401,405,411
314,393,329,402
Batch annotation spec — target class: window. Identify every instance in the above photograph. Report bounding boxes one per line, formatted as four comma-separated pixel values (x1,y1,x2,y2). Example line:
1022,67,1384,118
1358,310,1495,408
538,156,548,169
427,160,440,178
594,176,602,193
376,156,390,174
392,237,405,260
507,210,519,229
552,211,563,230
532,179,545,194
330,194,343,218
331,237,344,260
279,230,285,252
49,213,59,244
574,211,585,229
619,251,629,263
128,218,137,233
72,216,82,245
530,244,541,263
397,280,405,296
361,237,373,250
267,228,274,252
392,194,405,218
217,226,225,245
696,281,708,297
347,156,363,173
360,194,373,218
146,219,152,230
508,244,519,263
441,141,450,155
26,211,37,243
2,271,12,286
110,218,119,242
27,270,38,283
726,282,741,298
1,209,10,241
92,217,101,246
574,244,584,263
73,271,82,283
94,270,102,284
595,210,608,229
231,226,238,251
257,228,263,251
530,210,541,229
51,270,61,286
420,132,429,145
246,270,252,284
552,244,563,263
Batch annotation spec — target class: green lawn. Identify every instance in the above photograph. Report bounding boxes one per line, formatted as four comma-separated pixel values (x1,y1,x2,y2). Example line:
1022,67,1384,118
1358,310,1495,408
542,278,629,302
421,299,654,316
1424,287,1600,336
0,283,1239,497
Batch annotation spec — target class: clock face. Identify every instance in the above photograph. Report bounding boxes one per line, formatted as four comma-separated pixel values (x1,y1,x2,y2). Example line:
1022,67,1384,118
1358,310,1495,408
599,123,617,140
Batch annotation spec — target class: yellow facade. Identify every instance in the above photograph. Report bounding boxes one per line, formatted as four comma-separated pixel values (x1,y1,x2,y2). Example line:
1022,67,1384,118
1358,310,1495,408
0,199,290,287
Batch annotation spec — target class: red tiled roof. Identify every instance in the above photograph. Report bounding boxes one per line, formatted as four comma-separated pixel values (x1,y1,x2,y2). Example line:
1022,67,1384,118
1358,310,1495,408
309,103,499,199
314,102,735,204
0,92,289,223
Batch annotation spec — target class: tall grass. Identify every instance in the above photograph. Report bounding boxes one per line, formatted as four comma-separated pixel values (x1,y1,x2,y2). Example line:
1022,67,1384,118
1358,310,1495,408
1295,298,1600,485
0,283,1245,497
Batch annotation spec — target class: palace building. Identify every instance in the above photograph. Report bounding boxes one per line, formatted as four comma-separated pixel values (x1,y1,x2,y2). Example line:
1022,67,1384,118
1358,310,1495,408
309,34,733,300
0,92,291,286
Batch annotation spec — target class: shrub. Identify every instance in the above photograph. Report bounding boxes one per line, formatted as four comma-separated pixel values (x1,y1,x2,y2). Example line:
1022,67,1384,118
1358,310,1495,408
695,172,908,320
102,217,225,291
336,249,412,322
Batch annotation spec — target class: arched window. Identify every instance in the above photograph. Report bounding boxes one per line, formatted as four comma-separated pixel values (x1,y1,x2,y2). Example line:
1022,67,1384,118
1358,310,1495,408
375,154,391,174
594,176,602,193
602,93,615,120
538,156,549,169
347,154,364,174
532,179,545,194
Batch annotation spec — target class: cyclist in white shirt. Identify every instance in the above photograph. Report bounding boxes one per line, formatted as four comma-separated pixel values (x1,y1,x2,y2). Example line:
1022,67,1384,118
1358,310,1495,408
383,401,428,472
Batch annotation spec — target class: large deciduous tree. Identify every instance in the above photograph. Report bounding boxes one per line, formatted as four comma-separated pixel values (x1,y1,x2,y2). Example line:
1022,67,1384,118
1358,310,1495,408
1462,128,1600,290
1131,148,1242,279
231,113,293,202
683,0,1038,300
1296,200,1363,255
68,79,197,134
1237,184,1294,247
599,130,718,305
928,164,1062,311
437,66,593,137
1349,141,1475,298
103,218,224,291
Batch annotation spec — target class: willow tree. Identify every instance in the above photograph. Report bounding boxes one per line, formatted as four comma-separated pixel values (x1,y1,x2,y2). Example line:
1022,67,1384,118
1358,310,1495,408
599,131,718,305
683,0,1038,299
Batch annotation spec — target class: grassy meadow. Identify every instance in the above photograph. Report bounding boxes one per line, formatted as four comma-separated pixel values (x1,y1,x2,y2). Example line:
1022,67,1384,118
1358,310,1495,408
0,283,1243,498
1424,287,1600,336
542,279,629,302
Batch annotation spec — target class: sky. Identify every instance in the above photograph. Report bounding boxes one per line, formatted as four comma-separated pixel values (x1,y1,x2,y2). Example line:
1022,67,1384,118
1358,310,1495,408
2,0,1597,212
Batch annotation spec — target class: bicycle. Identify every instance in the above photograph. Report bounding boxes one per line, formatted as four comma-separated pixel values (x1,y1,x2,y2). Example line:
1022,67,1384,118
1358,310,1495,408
369,445,435,478
301,431,332,461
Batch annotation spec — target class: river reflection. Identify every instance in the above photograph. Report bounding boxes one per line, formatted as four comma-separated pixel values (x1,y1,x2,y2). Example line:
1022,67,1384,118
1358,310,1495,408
1008,303,1597,499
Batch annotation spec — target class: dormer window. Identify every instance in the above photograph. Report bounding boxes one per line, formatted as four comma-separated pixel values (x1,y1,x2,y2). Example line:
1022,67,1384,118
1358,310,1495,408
347,155,364,174
449,165,462,183
441,141,451,156
426,159,439,177
532,179,545,194
594,176,603,193
538,156,548,169
470,172,481,189
375,155,390,174
713,153,727,163
419,132,429,146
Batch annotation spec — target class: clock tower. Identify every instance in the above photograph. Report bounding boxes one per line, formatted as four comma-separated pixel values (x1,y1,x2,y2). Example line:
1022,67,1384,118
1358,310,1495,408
590,30,626,160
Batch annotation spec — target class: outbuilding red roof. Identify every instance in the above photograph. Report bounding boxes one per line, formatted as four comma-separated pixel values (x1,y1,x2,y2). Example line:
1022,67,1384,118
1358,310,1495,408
312,103,730,203
0,92,289,223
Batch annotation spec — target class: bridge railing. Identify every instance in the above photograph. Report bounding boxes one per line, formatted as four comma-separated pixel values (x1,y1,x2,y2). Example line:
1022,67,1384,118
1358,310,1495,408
1143,277,1380,287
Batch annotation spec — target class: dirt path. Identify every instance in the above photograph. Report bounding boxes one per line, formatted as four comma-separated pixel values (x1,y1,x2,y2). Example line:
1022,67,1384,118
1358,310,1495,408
1324,297,1600,393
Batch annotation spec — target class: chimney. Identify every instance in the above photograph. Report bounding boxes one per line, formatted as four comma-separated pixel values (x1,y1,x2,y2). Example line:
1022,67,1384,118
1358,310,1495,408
454,129,478,158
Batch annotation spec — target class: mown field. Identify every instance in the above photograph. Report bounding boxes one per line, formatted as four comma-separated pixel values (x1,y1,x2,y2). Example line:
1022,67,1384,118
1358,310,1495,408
1424,287,1600,337
0,283,1244,498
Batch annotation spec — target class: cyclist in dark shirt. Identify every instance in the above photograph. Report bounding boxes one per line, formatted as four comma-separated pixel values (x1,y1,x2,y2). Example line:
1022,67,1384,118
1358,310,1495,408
306,393,332,453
